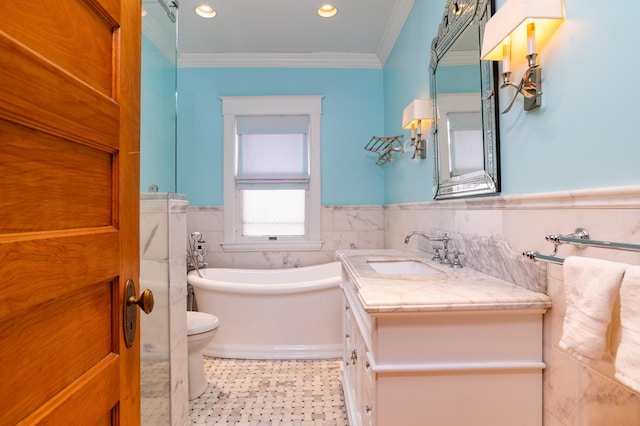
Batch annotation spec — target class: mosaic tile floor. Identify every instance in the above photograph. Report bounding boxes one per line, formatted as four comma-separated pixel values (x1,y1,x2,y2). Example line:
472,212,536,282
189,357,349,425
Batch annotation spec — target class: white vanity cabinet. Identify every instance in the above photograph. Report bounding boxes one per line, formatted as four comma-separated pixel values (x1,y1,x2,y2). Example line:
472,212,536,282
338,254,551,426
342,278,375,426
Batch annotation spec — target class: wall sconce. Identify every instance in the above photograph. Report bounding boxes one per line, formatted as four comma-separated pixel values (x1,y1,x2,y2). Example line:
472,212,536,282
481,0,564,113
402,99,434,159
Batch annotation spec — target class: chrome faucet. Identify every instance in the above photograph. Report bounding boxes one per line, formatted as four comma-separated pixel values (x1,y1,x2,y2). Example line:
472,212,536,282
403,231,452,265
404,231,449,245
187,231,208,276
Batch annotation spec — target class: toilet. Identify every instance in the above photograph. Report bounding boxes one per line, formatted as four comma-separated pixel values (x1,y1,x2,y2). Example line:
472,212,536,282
187,311,220,400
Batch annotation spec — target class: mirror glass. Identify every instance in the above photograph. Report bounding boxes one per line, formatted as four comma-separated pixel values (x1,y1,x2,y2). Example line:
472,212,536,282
430,0,500,199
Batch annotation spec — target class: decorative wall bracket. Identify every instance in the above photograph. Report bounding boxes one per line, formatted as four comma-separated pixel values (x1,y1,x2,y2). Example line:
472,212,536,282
364,135,404,165
500,53,542,113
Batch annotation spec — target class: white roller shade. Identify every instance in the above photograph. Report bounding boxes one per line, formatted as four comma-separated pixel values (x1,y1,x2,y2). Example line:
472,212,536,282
236,115,310,188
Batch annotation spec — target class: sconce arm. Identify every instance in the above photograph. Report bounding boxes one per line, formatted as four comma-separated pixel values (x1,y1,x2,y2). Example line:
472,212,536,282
500,64,543,114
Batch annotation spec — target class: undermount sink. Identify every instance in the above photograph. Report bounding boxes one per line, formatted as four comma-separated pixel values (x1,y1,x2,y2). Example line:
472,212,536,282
367,260,444,276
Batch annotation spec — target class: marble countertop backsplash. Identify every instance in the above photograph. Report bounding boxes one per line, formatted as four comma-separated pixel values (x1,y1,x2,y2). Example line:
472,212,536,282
336,249,551,314
417,230,548,294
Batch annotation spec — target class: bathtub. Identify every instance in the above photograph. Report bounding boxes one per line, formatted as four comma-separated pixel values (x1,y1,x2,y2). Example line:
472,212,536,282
187,262,343,360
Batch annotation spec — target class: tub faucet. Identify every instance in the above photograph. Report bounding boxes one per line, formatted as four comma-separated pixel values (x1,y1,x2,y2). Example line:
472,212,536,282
187,231,208,276
403,231,451,264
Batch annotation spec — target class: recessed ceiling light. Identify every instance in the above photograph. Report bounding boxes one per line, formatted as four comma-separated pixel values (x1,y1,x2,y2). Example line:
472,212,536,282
195,4,217,18
318,4,338,18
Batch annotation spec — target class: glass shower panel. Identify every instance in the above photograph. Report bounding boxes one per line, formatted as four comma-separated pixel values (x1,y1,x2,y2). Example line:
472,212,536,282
140,0,177,425
141,0,177,194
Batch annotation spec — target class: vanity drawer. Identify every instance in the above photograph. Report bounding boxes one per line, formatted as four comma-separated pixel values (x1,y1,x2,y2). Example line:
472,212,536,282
374,310,544,365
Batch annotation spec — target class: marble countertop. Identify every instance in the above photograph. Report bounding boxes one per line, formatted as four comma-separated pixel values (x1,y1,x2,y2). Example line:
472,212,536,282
336,249,551,314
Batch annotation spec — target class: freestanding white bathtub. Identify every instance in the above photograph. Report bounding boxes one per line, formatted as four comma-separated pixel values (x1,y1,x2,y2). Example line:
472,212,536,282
187,262,343,360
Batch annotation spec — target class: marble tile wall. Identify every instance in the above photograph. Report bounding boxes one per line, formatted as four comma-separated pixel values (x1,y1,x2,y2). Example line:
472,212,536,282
141,193,190,426
186,205,385,269
177,186,640,423
412,230,547,293
385,185,640,425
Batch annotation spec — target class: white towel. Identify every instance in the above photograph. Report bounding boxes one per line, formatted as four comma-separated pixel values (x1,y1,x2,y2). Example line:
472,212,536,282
615,265,640,392
559,256,627,364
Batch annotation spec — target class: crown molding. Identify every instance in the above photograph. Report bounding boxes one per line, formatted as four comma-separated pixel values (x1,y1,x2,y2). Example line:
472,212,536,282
178,52,383,68
377,0,415,66
440,50,479,66
178,0,414,69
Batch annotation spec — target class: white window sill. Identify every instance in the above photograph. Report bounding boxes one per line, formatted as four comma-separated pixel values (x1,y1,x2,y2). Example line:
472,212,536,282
221,240,324,252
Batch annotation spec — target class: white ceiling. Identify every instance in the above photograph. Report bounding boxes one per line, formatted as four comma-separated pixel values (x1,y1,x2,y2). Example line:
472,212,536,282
175,0,414,68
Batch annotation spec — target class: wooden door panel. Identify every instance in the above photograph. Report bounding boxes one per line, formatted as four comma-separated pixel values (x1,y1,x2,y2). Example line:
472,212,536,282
0,119,114,233
2,0,116,97
20,355,120,425
0,0,140,423
0,35,119,151
1,281,116,424
0,232,119,319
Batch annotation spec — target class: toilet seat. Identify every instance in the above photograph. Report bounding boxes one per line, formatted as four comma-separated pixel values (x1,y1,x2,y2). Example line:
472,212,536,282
187,311,219,335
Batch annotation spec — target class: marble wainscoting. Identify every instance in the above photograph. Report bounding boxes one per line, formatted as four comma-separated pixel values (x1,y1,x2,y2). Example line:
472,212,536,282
140,193,190,426
186,205,384,269
384,185,640,425
413,230,548,293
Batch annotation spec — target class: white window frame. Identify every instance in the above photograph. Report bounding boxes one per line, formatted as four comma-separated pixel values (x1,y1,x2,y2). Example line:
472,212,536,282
221,96,323,252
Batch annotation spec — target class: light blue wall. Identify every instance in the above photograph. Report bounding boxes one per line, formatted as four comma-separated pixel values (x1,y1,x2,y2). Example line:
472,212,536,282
382,0,444,204
496,0,640,194
383,0,640,203
175,0,640,206
176,67,385,206
141,34,176,193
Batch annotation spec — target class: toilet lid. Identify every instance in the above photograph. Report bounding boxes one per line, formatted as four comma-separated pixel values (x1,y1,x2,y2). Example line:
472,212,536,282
187,311,220,335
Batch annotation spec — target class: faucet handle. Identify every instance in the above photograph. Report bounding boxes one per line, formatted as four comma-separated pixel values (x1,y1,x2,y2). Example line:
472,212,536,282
432,245,442,261
451,249,463,268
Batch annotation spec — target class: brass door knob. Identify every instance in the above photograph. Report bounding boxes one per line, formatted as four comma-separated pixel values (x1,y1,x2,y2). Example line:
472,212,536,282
129,288,154,314
123,280,154,348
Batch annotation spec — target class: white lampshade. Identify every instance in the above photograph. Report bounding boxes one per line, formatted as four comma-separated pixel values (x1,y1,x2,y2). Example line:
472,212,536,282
402,99,434,130
481,0,564,61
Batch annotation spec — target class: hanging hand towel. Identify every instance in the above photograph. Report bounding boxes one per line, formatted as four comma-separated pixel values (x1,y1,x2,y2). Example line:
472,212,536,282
615,265,640,392
559,256,627,364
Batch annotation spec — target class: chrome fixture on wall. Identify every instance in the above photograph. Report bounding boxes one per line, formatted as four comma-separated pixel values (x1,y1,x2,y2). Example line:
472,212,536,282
481,0,564,113
363,99,434,165
187,231,207,276
404,231,462,267
523,227,640,264
364,135,404,165
402,99,434,160
160,0,179,22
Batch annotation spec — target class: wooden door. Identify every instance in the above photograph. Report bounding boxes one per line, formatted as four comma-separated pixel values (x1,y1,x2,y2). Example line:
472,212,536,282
0,0,141,424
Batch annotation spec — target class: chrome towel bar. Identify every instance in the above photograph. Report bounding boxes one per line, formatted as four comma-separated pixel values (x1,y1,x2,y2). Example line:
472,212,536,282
546,228,640,253
522,251,565,264
523,228,640,264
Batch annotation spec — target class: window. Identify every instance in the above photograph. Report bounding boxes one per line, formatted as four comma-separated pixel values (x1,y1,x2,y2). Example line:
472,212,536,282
221,96,322,251
237,115,308,237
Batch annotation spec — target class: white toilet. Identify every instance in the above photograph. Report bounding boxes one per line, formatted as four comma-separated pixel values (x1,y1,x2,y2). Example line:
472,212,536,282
187,311,220,400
